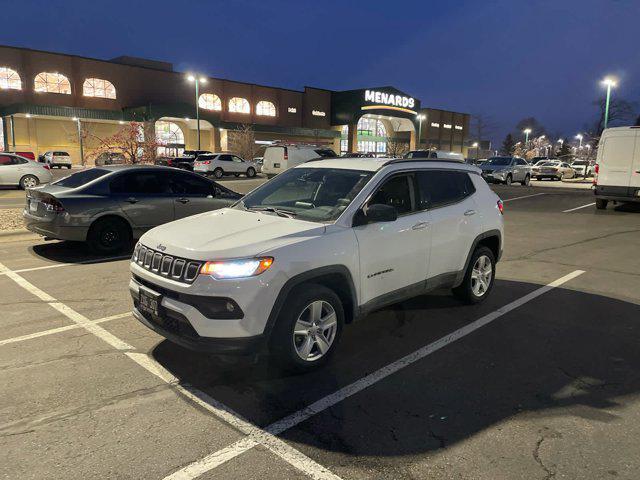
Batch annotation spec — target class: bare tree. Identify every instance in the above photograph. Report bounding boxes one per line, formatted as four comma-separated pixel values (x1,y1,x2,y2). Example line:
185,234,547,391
470,113,497,147
88,122,160,164
228,124,257,160
385,119,409,157
592,96,638,136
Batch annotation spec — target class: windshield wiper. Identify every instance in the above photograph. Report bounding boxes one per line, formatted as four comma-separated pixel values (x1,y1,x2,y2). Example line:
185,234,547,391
247,206,297,218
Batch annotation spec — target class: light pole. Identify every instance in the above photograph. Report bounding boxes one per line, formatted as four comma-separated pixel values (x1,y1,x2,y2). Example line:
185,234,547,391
187,74,207,150
523,128,531,147
601,77,617,130
73,116,84,166
575,134,583,149
416,114,426,149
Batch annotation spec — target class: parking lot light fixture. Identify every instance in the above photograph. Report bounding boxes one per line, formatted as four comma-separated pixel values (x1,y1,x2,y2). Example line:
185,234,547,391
523,128,532,146
575,134,583,148
187,74,207,150
415,113,426,147
601,77,617,129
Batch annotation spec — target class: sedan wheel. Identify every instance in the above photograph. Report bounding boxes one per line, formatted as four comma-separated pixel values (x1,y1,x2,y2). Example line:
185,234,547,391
293,300,338,362
20,175,38,189
213,168,224,179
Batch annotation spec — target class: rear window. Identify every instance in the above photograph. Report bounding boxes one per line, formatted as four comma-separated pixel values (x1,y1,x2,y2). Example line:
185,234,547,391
314,149,337,158
53,168,110,188
54,151,69,156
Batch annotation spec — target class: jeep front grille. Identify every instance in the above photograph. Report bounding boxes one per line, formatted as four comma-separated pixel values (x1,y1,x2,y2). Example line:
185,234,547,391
133,244,202,284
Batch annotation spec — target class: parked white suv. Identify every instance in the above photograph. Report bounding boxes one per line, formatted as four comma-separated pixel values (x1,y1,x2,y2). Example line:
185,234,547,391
43,151,72,169
130,158,504,370
262,145,337,177
193,153,257,179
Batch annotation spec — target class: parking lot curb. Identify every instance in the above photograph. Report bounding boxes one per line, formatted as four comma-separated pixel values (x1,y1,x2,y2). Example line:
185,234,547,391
0,228,37,241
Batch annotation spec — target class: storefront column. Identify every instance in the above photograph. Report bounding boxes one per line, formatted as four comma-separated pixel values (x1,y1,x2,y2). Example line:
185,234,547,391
212,127,221,152
347,123,358,153
409,130,417,150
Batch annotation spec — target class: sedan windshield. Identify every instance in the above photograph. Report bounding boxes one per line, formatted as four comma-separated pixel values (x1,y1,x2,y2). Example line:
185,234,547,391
235,167,373,223
52,168,111,188
485,157,512,166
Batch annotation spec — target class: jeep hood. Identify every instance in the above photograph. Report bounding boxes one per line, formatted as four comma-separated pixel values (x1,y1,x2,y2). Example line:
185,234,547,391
139,208,326,260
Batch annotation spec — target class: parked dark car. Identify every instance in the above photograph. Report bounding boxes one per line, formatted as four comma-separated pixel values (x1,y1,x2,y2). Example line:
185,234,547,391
155,156,197,170
23,165,241,254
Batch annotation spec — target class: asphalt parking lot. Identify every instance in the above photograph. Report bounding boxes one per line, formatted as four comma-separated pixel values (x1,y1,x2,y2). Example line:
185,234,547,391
1,183,639,479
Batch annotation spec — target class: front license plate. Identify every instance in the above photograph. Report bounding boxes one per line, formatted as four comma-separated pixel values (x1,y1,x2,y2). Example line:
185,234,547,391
29,200,38,213
139,287,162,317
273,163,281,168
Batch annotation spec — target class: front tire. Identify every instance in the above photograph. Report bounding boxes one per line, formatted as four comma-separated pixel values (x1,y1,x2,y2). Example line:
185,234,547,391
270,284,344,371
246,167,256,178
596,198,608,210
504,174,512,186
87,217,131,254
453,246,496,304
213,167,224,179
20,175,39,189
521,174,530,186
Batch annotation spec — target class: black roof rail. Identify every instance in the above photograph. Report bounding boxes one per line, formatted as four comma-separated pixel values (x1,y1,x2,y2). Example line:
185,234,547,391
382,158,468,167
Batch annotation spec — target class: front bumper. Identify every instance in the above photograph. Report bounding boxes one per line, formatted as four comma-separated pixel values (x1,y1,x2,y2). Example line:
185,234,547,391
481,172,507,183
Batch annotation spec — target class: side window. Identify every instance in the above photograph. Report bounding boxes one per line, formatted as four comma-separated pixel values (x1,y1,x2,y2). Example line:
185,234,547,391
169,173,214,196
218,155,233,162
232,156,243,163
110,172,168,195
0,155,15,166
368,174,414,215
517,159,527,166
417,171,475,209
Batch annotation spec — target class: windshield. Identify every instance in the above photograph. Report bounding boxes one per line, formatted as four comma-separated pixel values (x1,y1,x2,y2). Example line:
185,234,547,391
52,168,110,188
485,157,512,166
235,167,373,223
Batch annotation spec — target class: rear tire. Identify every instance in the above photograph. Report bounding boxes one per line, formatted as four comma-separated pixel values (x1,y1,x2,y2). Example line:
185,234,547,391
19,175,39,189
269,283,344,372
67,165,72,169
520,174,530,186
246,167,256,178
504,174,512,186
87,217,131,254
213,168,224,179
596,198,608,210
452,246,496,304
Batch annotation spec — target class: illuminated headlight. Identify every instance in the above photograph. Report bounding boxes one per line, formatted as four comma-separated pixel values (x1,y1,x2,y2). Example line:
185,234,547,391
200,257,274,279
132,242,141,261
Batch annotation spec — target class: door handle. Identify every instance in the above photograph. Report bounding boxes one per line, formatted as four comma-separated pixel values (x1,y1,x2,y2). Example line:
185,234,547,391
126,197,139,204
464,209,476,216
412,222,429,230
176,197,190,204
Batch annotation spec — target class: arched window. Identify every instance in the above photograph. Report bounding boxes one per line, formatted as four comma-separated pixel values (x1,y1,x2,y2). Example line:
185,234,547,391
256,100,276,117
155,121,185,144
34,72,71,94
198,93,222,111
0,67,21,90
228,97,250,114
83,78,116,99
357,117,387,137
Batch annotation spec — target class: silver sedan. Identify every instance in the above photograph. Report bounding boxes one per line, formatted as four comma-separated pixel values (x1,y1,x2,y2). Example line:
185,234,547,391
0,153,53,189
23,165,241,253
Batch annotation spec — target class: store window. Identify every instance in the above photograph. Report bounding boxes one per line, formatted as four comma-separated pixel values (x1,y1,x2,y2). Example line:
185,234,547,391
357,117,387,137
256,100,276,117
199,93,222,111
83,78,116,99
0,67,21,90
34,72,71,94
155,121,185,144
229,97,250,114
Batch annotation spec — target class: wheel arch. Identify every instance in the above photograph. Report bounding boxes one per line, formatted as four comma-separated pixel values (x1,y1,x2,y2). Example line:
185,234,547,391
87,213,133,241
454,230,502,287
264,265,358,338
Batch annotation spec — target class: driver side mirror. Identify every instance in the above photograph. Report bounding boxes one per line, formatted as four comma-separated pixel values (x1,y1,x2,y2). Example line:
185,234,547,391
353,203,398,226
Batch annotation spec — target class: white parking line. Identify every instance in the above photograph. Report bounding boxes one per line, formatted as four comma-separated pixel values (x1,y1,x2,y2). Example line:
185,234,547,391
0,312,131,347
165,269,586,479
0,262,134,350
0,261,343,480
503,192,546,202
0,255,131,276
563,202,596,213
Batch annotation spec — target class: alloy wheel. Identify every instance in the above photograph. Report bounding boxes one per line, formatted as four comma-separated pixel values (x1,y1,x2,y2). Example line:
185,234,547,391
23,176,37,188
471,255,492,297
293,300,338,362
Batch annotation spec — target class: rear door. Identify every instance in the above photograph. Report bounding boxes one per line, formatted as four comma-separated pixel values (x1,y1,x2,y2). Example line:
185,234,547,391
598,132,637,188
263,146,286,173
630,131,640,191
168,171,234,219
0,155,21,185
417,170,483,279
229,155,246,173
109,171,174,230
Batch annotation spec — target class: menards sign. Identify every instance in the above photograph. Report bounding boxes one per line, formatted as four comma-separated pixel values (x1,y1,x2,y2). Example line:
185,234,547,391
363,89,417,114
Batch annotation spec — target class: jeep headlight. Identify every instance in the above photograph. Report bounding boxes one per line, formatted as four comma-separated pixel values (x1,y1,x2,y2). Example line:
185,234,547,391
200,257,274,279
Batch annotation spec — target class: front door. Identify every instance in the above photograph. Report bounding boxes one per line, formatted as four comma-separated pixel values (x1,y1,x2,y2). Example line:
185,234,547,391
168,171,233,219
0,155,21,185
109,171,175,230
353,173,431,307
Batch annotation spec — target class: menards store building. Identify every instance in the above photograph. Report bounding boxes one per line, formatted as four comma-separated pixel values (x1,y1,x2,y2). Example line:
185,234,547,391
0,44,469,164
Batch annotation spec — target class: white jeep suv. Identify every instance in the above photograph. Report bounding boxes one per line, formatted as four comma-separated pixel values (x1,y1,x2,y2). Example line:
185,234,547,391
130,158,504,370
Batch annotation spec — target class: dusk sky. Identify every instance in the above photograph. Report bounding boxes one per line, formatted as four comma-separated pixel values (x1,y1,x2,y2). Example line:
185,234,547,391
3,0,639,145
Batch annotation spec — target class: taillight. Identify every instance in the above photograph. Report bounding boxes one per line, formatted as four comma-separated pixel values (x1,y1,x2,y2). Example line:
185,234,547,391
42,164,50,170
203,160,211,165
594,163,599,174
497,199,504,215
41,197,65,213
283,147,288,161
593,163,599,186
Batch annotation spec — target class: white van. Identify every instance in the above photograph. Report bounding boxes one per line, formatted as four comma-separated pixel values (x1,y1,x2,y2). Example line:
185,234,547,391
262,145,337,177
594,126,640,209
403,150,466,162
